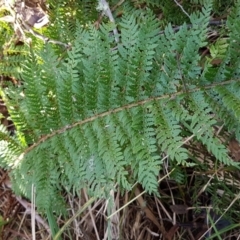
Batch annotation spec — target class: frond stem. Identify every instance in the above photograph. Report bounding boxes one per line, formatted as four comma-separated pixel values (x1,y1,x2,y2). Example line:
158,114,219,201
19,78,239,157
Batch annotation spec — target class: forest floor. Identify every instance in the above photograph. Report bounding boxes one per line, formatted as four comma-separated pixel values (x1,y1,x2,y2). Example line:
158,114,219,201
1,137,240,240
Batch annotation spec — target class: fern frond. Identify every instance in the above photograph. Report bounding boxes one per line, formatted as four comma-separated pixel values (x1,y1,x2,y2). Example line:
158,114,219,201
1,4,240,213
0,125,22,169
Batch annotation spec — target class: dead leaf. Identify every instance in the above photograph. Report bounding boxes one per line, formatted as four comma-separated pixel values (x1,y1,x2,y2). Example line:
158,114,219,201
165,225,179,240
229,139,240,161
170,205,189,214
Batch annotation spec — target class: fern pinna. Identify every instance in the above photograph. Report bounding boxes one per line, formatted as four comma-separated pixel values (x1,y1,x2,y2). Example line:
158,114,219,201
1,2,240,213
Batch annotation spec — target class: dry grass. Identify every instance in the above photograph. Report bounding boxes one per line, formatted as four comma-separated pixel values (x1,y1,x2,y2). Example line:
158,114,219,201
1,133,240,240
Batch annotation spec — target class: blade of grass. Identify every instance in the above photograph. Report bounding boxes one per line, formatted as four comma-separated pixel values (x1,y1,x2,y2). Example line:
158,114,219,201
206,211,222,240
47,208,60,239
206,223,240,239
